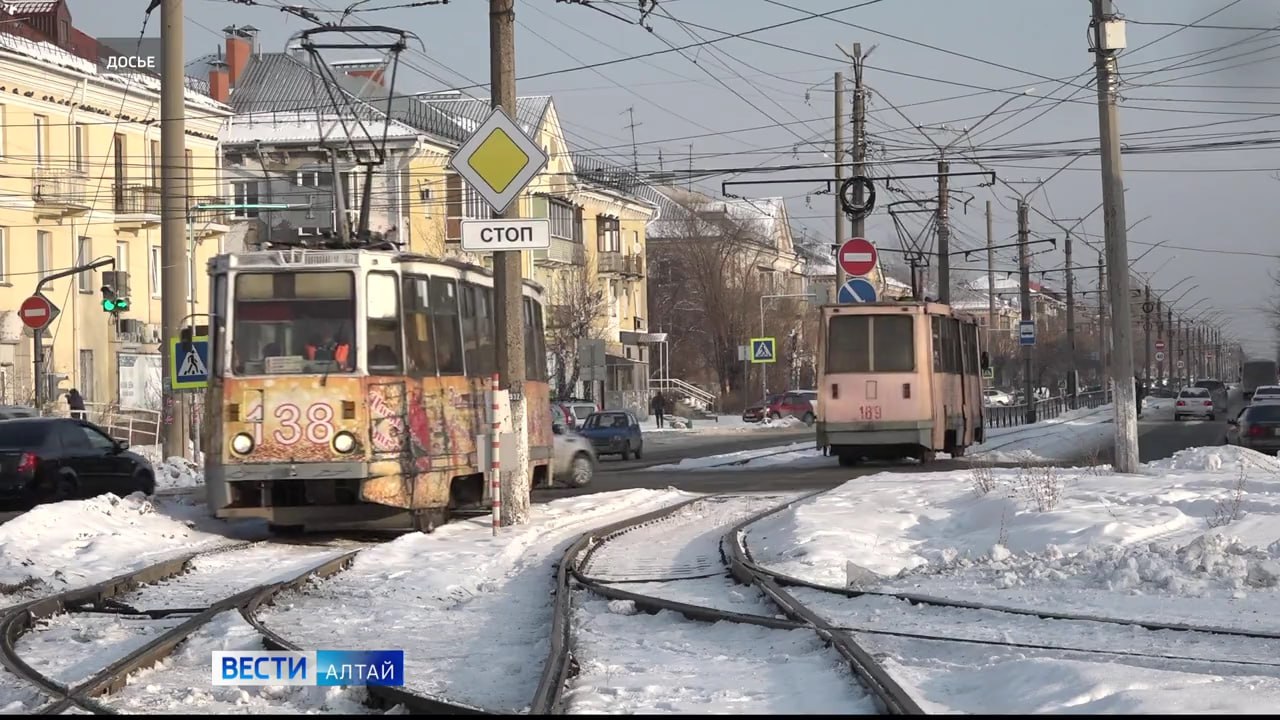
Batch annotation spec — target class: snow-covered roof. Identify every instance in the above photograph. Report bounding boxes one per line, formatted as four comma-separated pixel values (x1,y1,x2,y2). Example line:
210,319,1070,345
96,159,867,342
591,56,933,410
221,111,421,145
647,185,792,251
0,31,225,110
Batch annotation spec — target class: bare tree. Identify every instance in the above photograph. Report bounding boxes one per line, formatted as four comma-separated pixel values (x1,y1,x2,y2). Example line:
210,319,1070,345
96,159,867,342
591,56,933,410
546,263,608,401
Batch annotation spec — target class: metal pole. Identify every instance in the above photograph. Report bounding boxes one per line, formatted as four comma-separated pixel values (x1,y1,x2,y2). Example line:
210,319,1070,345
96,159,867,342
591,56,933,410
331,150,350,243
1143,284,1151,385
1065,232,1077,405
490,373,500,536
160,0,188,460
1168,307,1175,386
491,0,529,525
1156,298,1164,383
851,44,867,254
1092,0,1138,472
834,71,846,292
32,327,44,410
187,212,198,462
1098,260,1107,381
760,298,767,400
985,200,995,334
937,159,950,304
1018,200,1035,423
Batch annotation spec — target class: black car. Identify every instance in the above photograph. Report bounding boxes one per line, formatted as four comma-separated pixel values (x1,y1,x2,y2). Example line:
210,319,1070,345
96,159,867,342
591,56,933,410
1227,404,1280,455
0,417,156,506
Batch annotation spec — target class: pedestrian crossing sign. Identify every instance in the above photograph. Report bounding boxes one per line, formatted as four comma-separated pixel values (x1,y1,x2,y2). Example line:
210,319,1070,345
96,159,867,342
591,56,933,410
170,335,210,391
750,337,776,364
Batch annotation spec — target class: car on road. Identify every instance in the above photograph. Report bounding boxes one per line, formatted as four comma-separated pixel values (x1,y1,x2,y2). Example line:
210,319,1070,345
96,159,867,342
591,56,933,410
550,405,596,487
0,417,155,506
983,389,1013,407
742,391,816,424
1174,386,1216,421
0,406,38,420
1226,403,1280,455
555,399,600,430
1249,385,1280,406
577,410,644,460
1192,379,1229,411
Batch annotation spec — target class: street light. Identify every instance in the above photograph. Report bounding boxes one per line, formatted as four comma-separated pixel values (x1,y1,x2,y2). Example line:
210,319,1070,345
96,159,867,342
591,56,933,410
1166,284,1201,308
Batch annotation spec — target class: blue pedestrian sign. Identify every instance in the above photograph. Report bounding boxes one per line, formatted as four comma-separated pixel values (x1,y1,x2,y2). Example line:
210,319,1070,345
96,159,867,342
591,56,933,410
1018,320,1036,347
749,337,776,364
837,277,878,303
170,336,210,391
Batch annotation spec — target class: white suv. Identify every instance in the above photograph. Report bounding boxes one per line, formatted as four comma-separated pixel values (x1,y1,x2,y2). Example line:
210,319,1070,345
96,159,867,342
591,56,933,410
1174,387,1216,421
1251,385,1280,406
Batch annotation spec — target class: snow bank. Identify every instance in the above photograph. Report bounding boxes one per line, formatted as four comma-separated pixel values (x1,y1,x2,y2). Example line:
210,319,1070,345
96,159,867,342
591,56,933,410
969,404,1113,462
0,495,243,601
644,441,824,471
155,457,203,490
257,489,689,713
643,413,805,436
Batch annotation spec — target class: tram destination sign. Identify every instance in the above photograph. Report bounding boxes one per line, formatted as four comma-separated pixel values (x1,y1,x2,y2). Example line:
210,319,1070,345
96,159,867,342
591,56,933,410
461,219,551,252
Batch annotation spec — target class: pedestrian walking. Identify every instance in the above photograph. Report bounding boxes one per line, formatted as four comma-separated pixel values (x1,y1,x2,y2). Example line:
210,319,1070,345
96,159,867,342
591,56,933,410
650,392,667,429
65,388,87,421
1134,375,1146,419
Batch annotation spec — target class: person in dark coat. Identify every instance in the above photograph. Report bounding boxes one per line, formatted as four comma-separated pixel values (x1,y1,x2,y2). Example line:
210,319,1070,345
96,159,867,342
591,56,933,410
1134,375,1146,419
65,389,87,420
650,392,667,429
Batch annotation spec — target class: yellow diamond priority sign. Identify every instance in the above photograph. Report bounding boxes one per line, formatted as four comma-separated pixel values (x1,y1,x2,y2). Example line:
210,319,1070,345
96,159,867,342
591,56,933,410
448,105,548,215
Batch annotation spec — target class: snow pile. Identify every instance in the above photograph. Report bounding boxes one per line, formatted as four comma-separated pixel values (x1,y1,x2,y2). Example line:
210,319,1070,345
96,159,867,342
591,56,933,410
0,495,242,600
644,441,823,471
155,457,204,490
643,413,807,436
1149,445,1280,474
256,489,689,713
969,404,1113,462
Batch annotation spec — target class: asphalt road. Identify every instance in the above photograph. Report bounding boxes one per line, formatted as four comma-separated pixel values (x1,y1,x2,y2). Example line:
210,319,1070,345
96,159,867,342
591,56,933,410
602,425,815,472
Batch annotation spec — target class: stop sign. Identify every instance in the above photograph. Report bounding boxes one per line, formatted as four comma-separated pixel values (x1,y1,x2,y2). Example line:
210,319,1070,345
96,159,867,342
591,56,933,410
18,295,54,331
838,237,878,276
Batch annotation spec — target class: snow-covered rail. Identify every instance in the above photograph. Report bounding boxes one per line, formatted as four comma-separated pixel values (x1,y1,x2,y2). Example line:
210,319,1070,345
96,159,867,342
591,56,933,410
534,493,908,714
0,541,361,715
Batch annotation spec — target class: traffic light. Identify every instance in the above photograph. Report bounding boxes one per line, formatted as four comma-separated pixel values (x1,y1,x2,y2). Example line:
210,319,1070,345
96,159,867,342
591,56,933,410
101,271,130,314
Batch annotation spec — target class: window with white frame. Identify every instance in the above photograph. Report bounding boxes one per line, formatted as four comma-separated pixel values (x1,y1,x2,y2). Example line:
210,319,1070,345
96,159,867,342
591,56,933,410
74,124,86,173
296,170,332,188
37,231,51,279
33,114,47,164
116,241,128,279
231,181,260,218
548,198,578,242
76,237,91,292
596,216,620,253
187,252,194,302
149,245,161,297
0,228,7,283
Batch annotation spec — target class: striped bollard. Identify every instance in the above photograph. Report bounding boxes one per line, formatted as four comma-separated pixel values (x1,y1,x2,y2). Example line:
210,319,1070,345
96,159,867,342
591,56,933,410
491,373,501,536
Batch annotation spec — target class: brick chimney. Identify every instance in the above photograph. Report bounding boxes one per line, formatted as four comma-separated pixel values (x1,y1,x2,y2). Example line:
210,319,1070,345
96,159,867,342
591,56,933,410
209,65,229,103
224,28,252,86
346,68,385,86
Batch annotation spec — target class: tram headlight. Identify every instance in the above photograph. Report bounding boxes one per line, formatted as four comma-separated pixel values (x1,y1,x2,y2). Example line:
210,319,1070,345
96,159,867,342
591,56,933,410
332,431,357,454
231,433,254,455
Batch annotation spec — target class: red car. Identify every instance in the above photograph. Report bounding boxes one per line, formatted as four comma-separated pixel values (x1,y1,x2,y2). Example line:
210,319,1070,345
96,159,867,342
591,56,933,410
742,391,816,425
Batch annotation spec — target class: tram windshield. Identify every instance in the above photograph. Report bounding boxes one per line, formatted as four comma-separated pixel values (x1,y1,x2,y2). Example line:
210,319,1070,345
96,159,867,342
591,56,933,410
231,271,357,375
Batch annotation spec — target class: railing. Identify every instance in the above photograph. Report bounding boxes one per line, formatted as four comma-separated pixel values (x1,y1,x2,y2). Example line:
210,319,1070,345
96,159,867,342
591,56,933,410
598,253,644,277
190,196,230,225
114,184,162,215
651,376,717,414
984,389,1112,429
32,167,89,206
47,402,162,448
532,237,585,266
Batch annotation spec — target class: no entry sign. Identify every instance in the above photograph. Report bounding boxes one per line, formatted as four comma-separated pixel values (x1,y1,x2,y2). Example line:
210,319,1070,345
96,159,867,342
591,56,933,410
18,295,57,331
838,237,878,277
1155,340,1166,352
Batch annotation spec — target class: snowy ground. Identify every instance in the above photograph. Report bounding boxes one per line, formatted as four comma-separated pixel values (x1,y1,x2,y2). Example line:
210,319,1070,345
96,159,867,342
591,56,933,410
966,404,1115,463
643,441,825,472
742,445,1280,713
254,489,692,713
641,414,806,440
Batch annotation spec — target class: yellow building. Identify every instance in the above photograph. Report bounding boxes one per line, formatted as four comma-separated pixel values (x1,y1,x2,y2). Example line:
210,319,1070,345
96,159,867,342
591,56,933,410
0,27,230,410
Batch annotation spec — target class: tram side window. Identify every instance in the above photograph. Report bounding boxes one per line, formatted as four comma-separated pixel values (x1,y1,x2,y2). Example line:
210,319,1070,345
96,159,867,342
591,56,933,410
403,275,438,377
872,315,915,372
366,272,402,375
532,301,548,380
461,283,497,377
432,278,466,376
826,315,871,373
962,322,978,375
932,317,943,372
523,298,540,381
932,317,963,374
211,275,226,376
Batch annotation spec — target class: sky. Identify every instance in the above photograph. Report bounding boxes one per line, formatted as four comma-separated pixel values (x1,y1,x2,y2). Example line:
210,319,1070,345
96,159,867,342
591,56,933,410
67,0,1280,360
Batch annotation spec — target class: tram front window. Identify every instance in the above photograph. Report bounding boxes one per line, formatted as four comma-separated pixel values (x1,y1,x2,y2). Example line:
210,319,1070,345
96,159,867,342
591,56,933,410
231,271,357,375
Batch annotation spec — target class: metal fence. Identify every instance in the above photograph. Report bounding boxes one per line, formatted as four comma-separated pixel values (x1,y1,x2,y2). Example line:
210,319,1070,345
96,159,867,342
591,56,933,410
984,390,1111,430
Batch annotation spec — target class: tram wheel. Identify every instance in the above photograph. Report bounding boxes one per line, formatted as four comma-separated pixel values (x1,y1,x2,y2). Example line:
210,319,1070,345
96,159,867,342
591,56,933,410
918,450,937,464
837,452,859,467
412,509,449,534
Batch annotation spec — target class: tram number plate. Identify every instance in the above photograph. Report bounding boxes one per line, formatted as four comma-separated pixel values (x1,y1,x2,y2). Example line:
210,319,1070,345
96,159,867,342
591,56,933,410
859,405,882,420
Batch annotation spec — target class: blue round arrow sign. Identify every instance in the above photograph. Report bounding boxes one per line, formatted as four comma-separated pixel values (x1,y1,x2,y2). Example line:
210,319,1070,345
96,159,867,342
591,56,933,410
838,277,877,303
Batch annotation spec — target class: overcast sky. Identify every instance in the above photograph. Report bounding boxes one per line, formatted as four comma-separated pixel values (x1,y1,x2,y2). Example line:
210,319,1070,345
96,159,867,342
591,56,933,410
69,0,1280,359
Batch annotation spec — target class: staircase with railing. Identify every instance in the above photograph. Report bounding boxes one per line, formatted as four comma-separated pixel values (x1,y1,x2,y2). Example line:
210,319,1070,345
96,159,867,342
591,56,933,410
651,377,719,421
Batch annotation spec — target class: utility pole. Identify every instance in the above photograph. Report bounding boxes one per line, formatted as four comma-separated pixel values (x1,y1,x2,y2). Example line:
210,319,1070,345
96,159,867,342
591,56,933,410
985,200,996,345
1091,0,1138,472
490,0,529,525
1018,200,1035,424
1156,298,1164,383
160,0,188,460
331,150,350,243
1098,261,1107,380
834,71,846,291
851,43,867,248
622,106,641,172
1065,232,1077,404
1167,306,1175,386
937,159,951,304
1143,284,1151,385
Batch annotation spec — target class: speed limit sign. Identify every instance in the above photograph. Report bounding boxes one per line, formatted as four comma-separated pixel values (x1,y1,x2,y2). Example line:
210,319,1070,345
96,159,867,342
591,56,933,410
1156,351,1165,362
1177,360,1185,369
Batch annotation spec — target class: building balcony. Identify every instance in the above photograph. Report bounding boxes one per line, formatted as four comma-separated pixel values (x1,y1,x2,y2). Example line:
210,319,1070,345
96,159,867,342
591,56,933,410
113,184,161,229
597,252,644,278
532,237,585,267
31,167,90,218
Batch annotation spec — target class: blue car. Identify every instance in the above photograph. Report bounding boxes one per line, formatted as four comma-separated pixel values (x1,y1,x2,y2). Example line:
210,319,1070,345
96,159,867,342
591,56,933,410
577,411,644,460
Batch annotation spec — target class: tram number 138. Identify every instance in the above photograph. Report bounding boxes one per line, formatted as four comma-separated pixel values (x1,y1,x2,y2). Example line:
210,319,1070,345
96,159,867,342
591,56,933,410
858,405,883,421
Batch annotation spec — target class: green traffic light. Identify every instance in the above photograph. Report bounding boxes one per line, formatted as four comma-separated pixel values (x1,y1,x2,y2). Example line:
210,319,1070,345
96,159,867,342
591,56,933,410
116,297,130,311
101,297,129,313
102,298,116,312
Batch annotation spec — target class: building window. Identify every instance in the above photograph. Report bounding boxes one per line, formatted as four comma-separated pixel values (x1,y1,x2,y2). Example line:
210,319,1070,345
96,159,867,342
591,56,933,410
296,170,332,188
597,216,620,253
116,241,128,278
74,124,86,173
0,227,7,283
0,105,6,159
187,251,195,302
150,140,160,187
149,245,161,297
77,237,92,292
232,181,259,218
185,149,193,199
444,174,492,241
548,198,578,242
33,114,47,164
37,231,51,279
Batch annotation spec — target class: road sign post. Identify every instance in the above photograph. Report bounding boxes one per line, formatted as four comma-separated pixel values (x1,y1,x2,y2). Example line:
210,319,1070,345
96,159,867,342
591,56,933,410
837,237,878,278
1019,320,1036,347
837,277,878,303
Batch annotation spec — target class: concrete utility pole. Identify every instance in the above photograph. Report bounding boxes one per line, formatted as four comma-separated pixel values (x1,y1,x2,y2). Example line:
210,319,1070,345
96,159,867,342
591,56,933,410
1156,298,1164,382
1098,261,1107,380
851,44,866,250
1167,306,1175,386
1091,0,1138,472
1143,284,1152,384
834,71,846,290
985,200,995,342
1065,232,1077,403
491,0,530,525
160,0,189,460
1018,200,1035,423
936,160,951,304
331,150,350,243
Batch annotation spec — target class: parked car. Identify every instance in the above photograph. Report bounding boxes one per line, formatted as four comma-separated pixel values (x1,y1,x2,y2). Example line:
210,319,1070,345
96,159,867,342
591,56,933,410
1226,403,1280,455
555,399,600,430
0,406,38,420
0,417,155,506
1174,386,1216,421
1249,385,1280,406
550,405,595,487
1192,379,1229,411
743,391,816,424
983,389,1012,407
742,395,782,423
576,411,644,460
